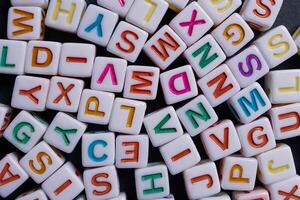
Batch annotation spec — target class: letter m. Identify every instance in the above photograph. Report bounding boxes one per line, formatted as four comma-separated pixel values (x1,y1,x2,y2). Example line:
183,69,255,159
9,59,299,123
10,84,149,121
238,88,266,117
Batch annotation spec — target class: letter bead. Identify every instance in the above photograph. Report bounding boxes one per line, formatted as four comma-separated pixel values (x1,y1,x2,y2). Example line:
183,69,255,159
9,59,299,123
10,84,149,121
165,0,189,12
293,27,300,55
97,0,135,18
0,104,12,137
232,187,270,200
16,188,48,200
200,192,231,200
267,175,300,200
11,0,49,9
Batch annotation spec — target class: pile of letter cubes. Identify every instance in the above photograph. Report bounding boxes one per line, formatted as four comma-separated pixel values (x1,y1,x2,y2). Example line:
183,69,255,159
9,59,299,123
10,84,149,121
1,0,300,199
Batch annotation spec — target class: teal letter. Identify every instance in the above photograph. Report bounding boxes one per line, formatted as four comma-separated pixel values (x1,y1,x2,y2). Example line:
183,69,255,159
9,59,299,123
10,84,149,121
88,140,108,162
54,127,77,145
185,103,211,128
85,14,104,37
142,173,164,195
192,42,218,69
154,114,177,134
13,122,35,144
0,46,15,68
238,88,266,117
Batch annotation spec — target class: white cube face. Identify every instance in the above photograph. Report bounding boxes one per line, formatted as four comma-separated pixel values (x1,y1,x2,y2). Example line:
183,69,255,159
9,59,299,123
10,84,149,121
43,112,87,153
176,95,218,137
159,134,201,175
0,104,12,137
232,187,269,200
165,0,189,11
115,135,149,168
226,45,269,88
123,65,160,100
11,75,50,112
77,5,119,47
19,141,65,183
110,193,127,200
7,6,44,40
16,189,48,200
0,39,27,75
254,25,298,69
201,120,241,161
107,21,149,63
200,192,231,200
97,0,135,17
11,0,49,8
257,144,296,185
294,27,300,54
267,175,300,200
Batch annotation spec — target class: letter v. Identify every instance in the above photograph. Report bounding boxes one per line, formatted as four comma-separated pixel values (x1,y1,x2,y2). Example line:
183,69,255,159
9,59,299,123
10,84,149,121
154,114,177,134
209,127,229,150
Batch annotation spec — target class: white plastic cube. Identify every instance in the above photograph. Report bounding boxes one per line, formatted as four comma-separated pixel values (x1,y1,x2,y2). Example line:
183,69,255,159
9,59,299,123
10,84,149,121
200,192,231,200
0,104,12,137
267,175,300,200
165,0,189,12
97,0,135,18
16,188,48,200
293,27,300,55
232,187,270,200
11,0,49,9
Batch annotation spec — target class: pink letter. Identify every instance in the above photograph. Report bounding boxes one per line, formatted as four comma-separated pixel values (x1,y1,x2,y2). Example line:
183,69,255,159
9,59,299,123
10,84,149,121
97,64,118,85
168,72,191,95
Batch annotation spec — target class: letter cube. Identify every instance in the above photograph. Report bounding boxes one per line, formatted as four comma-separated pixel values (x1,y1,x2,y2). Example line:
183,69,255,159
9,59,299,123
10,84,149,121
220,155,257,191
198,64,241,107
165,0,189,12
0,152,29,198
77,5,119,47
143,25,187,70
11,75,50,111
111,193,127,200
212,13,254,56
155,194,175,200
109,98,146,135
126,0,168,34
232,187,270,200
91,57,127,93
135,163,170,200
107,21,148,63
176,95,218,137
240,0,283,31
45,0,86,33
293,27,300,55
11,0,49,8
43,112,87,153
183,160,221,199
267,175,300,200
0,39,27,75
160,65,198,105
116,135,149,168
236,117,276,157
144,106,183,147
42,162,84,200
77,89,115,125
19,141,65,183
184,34,226,78
228,82,271,124
169,2,213,46
201,120,241,161
46,76,84,113
58,43,96,77
0,104,12,137
226,45,269,88
4,110,48,153
159,134,201,175
7,6,44,40
200,192,231,200
84,165,120,200
123,65,160,100
256,144,296,185
16,188,48,200
82,132,115,167
254,25,298,69
97,0,135,18
269,103,300,140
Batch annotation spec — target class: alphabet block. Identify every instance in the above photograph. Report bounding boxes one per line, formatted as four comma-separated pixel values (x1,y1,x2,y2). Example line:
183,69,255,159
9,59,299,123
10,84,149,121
143,25,187,70
7,6,45,40
84,165,120,200
228,82,271,124
159,134,201,175
0,104,12,137
184,34,226,78
293,27,300,55
236,117,276,157
42,162,84,200
160,65,198,105
77,89,115,125
267,175,300,200
45,0,86,33
211,13,254,56
240,0,283,31
135,163,170,200
232,187,270,200
220,155,257,191
155,194,175,200
46,76,84,113
198,64,241,107
97,0,135,18
123,65,160,100
11,0,49,9
116,135,149,168
165,0,188,12
4,110,48,153
25,41,61,75
16,188,48,200
75,194,87,200
0,39,27,75
169,2,213,46
126,0,168,34
11,75,50,111
201,120,241,161
58,43,96,77
91,57,127,93
82,132,115,167
77,5,119,47
256,144,296,185
0,152,29,198
111,192,127,200
183,160,221,199
176,95,218,137
200,192,231,200
19,141,65,183
107,21,148,63
254,25,297,69
269,103,300,140
43,112,87,153
226,45,269,88
109,98,146,135
144,106,183,147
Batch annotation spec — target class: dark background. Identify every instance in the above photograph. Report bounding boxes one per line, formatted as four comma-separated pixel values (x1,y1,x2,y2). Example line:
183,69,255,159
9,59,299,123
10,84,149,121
0,0,300,199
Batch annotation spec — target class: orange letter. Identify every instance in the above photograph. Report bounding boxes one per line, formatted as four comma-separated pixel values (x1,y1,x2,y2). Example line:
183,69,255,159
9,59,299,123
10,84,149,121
116,31,139,53
279,112,300,133
151,32,179,61
209,127,229,151
92,173,112,196
191,174,213,188
12,8,34,36
29,152,52,175
121,142,139,163
247,126,268,148
171,149,191,162
207,72,233,98
130,71,154,95
32,47,53,68
0,163,20,186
